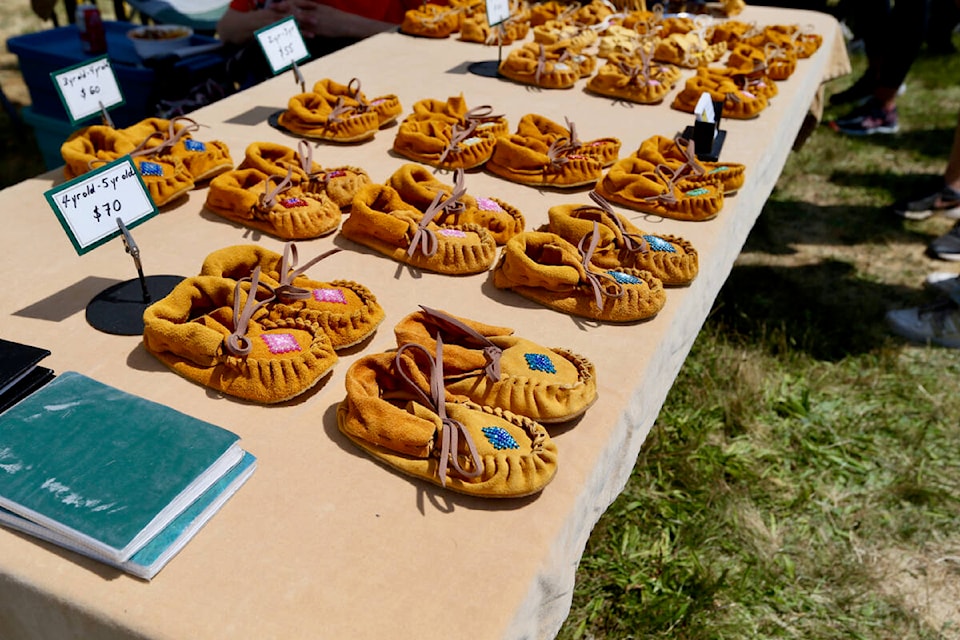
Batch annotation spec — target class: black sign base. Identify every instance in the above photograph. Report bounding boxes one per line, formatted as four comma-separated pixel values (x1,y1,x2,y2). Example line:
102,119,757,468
86,275,184,336
681,125,727,162
468,60,501,78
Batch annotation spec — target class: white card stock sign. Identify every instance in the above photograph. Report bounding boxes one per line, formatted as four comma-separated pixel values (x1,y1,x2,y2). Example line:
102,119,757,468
51,56,124,125
255,16,310,74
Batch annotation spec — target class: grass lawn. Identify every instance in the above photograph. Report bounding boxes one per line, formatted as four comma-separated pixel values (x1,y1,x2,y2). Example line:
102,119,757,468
559,30,960,640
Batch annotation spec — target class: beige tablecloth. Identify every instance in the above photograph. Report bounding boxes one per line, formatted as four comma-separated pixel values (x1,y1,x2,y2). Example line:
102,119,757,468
0,7,849,639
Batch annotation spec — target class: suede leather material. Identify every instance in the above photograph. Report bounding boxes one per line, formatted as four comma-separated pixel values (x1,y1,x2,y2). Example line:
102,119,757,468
400,3,460,38
142,275,338,404
205,169,342,239
394,308,598,423
122,118,233,182
532,20,597,49
700,66,779,101
279,92,380,142
545,203,699,286
596,156,725,221
709,19,752,45
460,13,529,44
338,351,559,497
514,113,621,168
486,134,603,188
60,125,138,180
653,33,727,68
385,163,524,244
311,78,403,127
341,183,497,275
491,231,666,322
586,61,673,105
131,155,195,208
408,94,510,137
392,118,496,170
633,135,747,194
199,244,385,350
498,42,583,89
671,72,769,119
238,142,370,209
571,0,613,25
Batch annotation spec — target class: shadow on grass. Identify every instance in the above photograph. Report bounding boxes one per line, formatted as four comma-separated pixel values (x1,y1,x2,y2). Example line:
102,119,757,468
709,259,919,361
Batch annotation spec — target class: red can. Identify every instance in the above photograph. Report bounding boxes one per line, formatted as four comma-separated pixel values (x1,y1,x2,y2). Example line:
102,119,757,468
76,4,107,55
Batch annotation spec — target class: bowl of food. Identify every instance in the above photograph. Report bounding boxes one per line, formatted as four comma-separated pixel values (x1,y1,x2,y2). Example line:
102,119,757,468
127,25,193,59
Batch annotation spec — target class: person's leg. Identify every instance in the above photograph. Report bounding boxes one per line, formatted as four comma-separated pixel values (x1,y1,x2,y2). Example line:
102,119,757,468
829,0,893,106
894,109,960,221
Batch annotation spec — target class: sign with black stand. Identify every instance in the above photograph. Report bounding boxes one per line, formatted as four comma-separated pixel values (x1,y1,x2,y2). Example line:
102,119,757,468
681,92,726,162
467,0,512,78
43,156,183,335
50,56,124,127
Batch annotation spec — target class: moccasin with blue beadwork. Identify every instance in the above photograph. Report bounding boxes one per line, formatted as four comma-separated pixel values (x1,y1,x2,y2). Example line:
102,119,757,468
199,242,385,350
130,154,195,207
238,141,370,209
491,227,666,322
596,156,724,221
122,116,233,182
633,135,746,195
337,343,558,497
394,306,597,423
341,183,497,275
385,164,524,245
545,193,699,286
142,271,338,404
205,168,341,239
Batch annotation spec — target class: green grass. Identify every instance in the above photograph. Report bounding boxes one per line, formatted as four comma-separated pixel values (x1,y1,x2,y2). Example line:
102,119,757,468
559,34,960,640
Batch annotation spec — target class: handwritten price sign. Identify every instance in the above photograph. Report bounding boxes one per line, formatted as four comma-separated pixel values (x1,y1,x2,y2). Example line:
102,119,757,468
51,56,124,125
44,156,158,255
255,16,310,75
485,0,511,26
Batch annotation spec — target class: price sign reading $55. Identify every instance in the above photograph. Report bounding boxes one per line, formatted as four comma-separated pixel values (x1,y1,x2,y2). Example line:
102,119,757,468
255,16,310,74
44,156,159,255
50,56,124,125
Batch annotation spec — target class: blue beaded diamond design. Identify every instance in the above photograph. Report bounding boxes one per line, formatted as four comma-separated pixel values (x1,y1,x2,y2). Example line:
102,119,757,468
524,352,556,374
184,139,207,152
685,187,709,196
608,270,642,284
642,235,676,253
482,426,519,450
139,161,163,177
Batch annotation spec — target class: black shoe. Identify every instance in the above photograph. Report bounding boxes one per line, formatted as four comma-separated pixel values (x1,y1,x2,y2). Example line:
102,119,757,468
928,221,960,261
828,72,875,107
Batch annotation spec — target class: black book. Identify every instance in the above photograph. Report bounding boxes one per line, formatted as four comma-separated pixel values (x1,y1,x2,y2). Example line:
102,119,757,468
0,338,53,412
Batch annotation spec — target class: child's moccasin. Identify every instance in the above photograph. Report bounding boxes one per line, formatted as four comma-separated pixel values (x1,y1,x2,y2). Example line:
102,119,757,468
311,77,403,128
341,183,497,275
394,305,597,423
385,164,524,244
61,124,138,180
545,194,699,286
633,135,746,194
337,344,558,497
596,157,724,221
514,113,621,168
491,228,666,322
486,134,603,188
278,92,381,142
205,168,341,239
123,116,233,182
143,272,338,404
199,242,385,350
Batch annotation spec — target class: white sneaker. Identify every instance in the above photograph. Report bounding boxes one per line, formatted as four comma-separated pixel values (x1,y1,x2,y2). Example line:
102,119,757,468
923,272,960,297
885,299,960,348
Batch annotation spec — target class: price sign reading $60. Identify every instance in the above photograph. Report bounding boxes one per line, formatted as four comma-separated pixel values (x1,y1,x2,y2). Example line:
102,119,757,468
51,56,125,125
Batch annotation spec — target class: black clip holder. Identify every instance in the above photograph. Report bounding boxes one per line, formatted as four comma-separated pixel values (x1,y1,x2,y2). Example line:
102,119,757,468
681,99,726,162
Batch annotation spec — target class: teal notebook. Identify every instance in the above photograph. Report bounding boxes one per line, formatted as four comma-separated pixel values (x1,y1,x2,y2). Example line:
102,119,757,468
0,371,244,563
0,451,256,580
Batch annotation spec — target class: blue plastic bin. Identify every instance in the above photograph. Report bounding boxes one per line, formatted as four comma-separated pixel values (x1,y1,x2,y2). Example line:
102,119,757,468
7,21,225,127
21,106,76,171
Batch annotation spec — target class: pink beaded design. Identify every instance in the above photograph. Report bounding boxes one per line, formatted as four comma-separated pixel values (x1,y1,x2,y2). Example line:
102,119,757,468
261,333,301,354
312,288,347,304
438,229,467,238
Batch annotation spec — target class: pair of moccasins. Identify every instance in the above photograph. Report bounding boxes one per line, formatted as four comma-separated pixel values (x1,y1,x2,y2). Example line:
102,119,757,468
461,8,530,44
586,47,682,105
671,68,770,120
341,165,522,274
595,148,726,222
61,117,233,207
400,2,467,38
392,94,509,171
492,194,674,322
205,140,373,239
499,41,596,90
143,242,385,404
486,113,618,188
278,78,402,143
339,305,599,497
